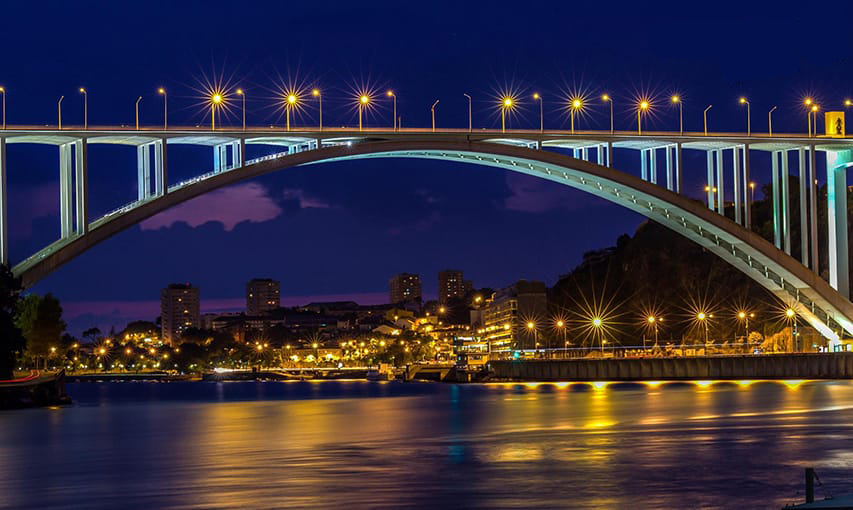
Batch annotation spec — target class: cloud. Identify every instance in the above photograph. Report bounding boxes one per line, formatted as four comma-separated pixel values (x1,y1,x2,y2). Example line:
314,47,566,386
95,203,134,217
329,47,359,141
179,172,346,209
140,182,282,231
504,172,605,213
281,188,331,209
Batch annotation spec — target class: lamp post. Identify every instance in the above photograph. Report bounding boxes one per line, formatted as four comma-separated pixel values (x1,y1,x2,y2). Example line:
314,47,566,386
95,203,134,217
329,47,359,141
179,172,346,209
358,94,369,131
431,99,439,132
786,308,798,351
811,104,819,136
158,88,167,130
697,312,709,345
500,97,512,133
671,95,682,135
768,106,777,137
646,316,659,351
312,89,322,131
0,86,5,129
739,97,751,136
285,93,297,131
58,96,64,130
210,93,222,131
236,88,245,131
135,96,143,131
703,105,713,136
602,94,613,134
556,320,567,358
463,93,472,132
526,321,537,354
533,93,543,132
804,98,813,137
387,90,396,131
846,99,852,108
79,88,88,130
592,317,603,354
637,100,649,135
570,98,582,134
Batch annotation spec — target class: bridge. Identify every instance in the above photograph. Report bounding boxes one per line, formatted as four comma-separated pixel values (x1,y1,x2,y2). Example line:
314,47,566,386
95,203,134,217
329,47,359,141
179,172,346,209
1,126,851,342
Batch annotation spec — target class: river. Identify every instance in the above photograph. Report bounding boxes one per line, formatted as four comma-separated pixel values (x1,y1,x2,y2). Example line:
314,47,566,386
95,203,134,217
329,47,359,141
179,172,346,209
1,380,852,509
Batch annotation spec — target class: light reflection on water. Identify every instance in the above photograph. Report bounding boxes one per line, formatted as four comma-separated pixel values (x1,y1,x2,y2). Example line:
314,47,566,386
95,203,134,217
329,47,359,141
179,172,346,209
0,380,852,509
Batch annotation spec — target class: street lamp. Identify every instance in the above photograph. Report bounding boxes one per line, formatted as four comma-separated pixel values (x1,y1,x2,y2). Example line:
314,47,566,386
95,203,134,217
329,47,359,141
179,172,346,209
500,97,513,133
768,106,777,137
526,321,537,353
785,308,798,351
556,319,567,358
79,88,88,130
697,312,709,345
135,96,143,130
602,94,613,134
210,93,222,131
285,93,298,131
592,317,604,353
671,95,682,135
58,95,64,130
312,89,322,131
387,90,396,131
0,86,5,129
158,88,168,130
236,88,245,131
431,99,439,132
804,98,813,136
570,97,583,134
846,99,852,108
533,92,543,132
739,97,751,136
463,93,472,132
358,94,369,131
637,99,650,135
703,105,713,136
811,104,819,137
749,181,756,202
646,316,659,350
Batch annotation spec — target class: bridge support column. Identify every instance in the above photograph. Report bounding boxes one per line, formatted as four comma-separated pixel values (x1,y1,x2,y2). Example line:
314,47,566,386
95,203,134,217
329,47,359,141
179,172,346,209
641,149,648,181
771,151,781,248
675,143,683,193
808,145,819,273
230,141,241,169
826,150,850,299
782,151,791,255
137,144,151,201
581,147,589,162
742,145,751,229
798,147,809,267
161,138,169,195
733,147,742,225
706,151,714,209
0,138,6,265
607,142,613,168
665,145,673,191
238,139,246,167
649,148,658,185
74,139,87,235
60,143,73,238
153,140,164,196
597,144,604,166
715,148,724,215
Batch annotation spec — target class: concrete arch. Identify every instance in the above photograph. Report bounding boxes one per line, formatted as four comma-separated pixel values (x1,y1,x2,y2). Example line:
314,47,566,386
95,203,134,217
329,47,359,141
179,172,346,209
12,140,853,340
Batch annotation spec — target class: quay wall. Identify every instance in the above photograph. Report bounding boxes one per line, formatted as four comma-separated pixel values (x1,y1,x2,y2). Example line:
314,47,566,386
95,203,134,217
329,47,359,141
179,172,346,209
489,353,853,381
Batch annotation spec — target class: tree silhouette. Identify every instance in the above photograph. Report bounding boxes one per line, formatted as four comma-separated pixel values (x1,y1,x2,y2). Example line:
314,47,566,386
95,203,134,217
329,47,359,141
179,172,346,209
0,264,24,379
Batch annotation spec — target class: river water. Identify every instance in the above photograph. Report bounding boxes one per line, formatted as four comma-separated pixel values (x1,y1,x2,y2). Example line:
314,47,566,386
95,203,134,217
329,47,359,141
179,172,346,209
2,380,853,509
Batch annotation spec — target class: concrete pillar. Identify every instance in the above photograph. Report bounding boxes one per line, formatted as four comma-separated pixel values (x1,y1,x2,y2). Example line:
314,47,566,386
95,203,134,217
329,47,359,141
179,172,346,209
742,144,751,229
238,139,246,167
675,143,683,193
137,144,149,201
733,146,742,225
665,145,674,191
649,148,658,185
798,147,809,267
771,151,781,248
572,148,580,160
74,139,87,235
213,144,222,173
706,151,714,209
153,140,164,196
581,147,588,162
0,138,6,265
641,149,648,181
782,150,791,255
597,144,604,167
60,143,73,238
808,145,819,273
826,150,851,299
161,138,169,195
715,148,724,215
607,142,613,168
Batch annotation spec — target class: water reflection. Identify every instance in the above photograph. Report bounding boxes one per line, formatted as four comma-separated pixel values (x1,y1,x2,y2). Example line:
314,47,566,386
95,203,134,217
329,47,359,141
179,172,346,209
0,380,850,509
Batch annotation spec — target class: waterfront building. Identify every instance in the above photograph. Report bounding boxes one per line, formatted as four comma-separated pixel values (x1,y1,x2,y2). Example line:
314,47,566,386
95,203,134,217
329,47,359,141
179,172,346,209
389,273,422,305
438,269,467,304
246,278,280,315
477,280,547,355
160,283,200,344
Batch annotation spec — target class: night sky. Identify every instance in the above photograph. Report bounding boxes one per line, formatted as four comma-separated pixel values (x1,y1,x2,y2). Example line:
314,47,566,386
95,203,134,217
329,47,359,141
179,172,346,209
4,0,852,334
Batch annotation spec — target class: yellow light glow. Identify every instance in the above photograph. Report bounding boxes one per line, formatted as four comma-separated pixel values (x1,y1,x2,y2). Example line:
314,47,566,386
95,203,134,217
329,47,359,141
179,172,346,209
98,348,106,355
360,95,370,104
804,98,813,106
671,95,679,103
786,308,796,318
526,321,535,329
811,105,819,112
846,99,852,107
571,98,582,109
312,89,320,96
738,311,746,319
287,94,297,104
697,312,706,320
592,317,602,327
647,316,656,323
0,87,5,92
386,90,394,97
639,100,650,110
236,88,243,95
601,94,610,101
158,88,165,94
312,342,318,348
556,320,565,328
533,92,540,99
503,97,513,107
79,87,85,93
739,97,747,104
212,94,222,104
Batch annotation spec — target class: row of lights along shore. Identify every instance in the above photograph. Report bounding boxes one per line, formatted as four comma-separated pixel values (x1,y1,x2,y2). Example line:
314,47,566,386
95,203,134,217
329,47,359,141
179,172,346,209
0,85,850,136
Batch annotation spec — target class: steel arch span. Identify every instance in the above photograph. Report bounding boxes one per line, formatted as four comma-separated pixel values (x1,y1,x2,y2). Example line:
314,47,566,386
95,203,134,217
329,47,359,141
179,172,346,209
11,140,853,341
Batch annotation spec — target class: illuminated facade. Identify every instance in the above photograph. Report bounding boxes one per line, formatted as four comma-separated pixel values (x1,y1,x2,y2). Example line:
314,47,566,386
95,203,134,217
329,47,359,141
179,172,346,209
478,280,547,353
389,273,422,305
438,269,467,304
160,283,200,344
246,278,280,315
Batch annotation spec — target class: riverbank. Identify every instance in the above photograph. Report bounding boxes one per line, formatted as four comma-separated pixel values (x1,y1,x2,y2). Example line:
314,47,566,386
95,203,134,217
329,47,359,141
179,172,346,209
0,370,71,409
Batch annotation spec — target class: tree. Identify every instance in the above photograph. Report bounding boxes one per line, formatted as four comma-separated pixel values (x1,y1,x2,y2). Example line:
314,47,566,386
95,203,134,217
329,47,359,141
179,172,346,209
16,293,66,369
0,264,25,379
